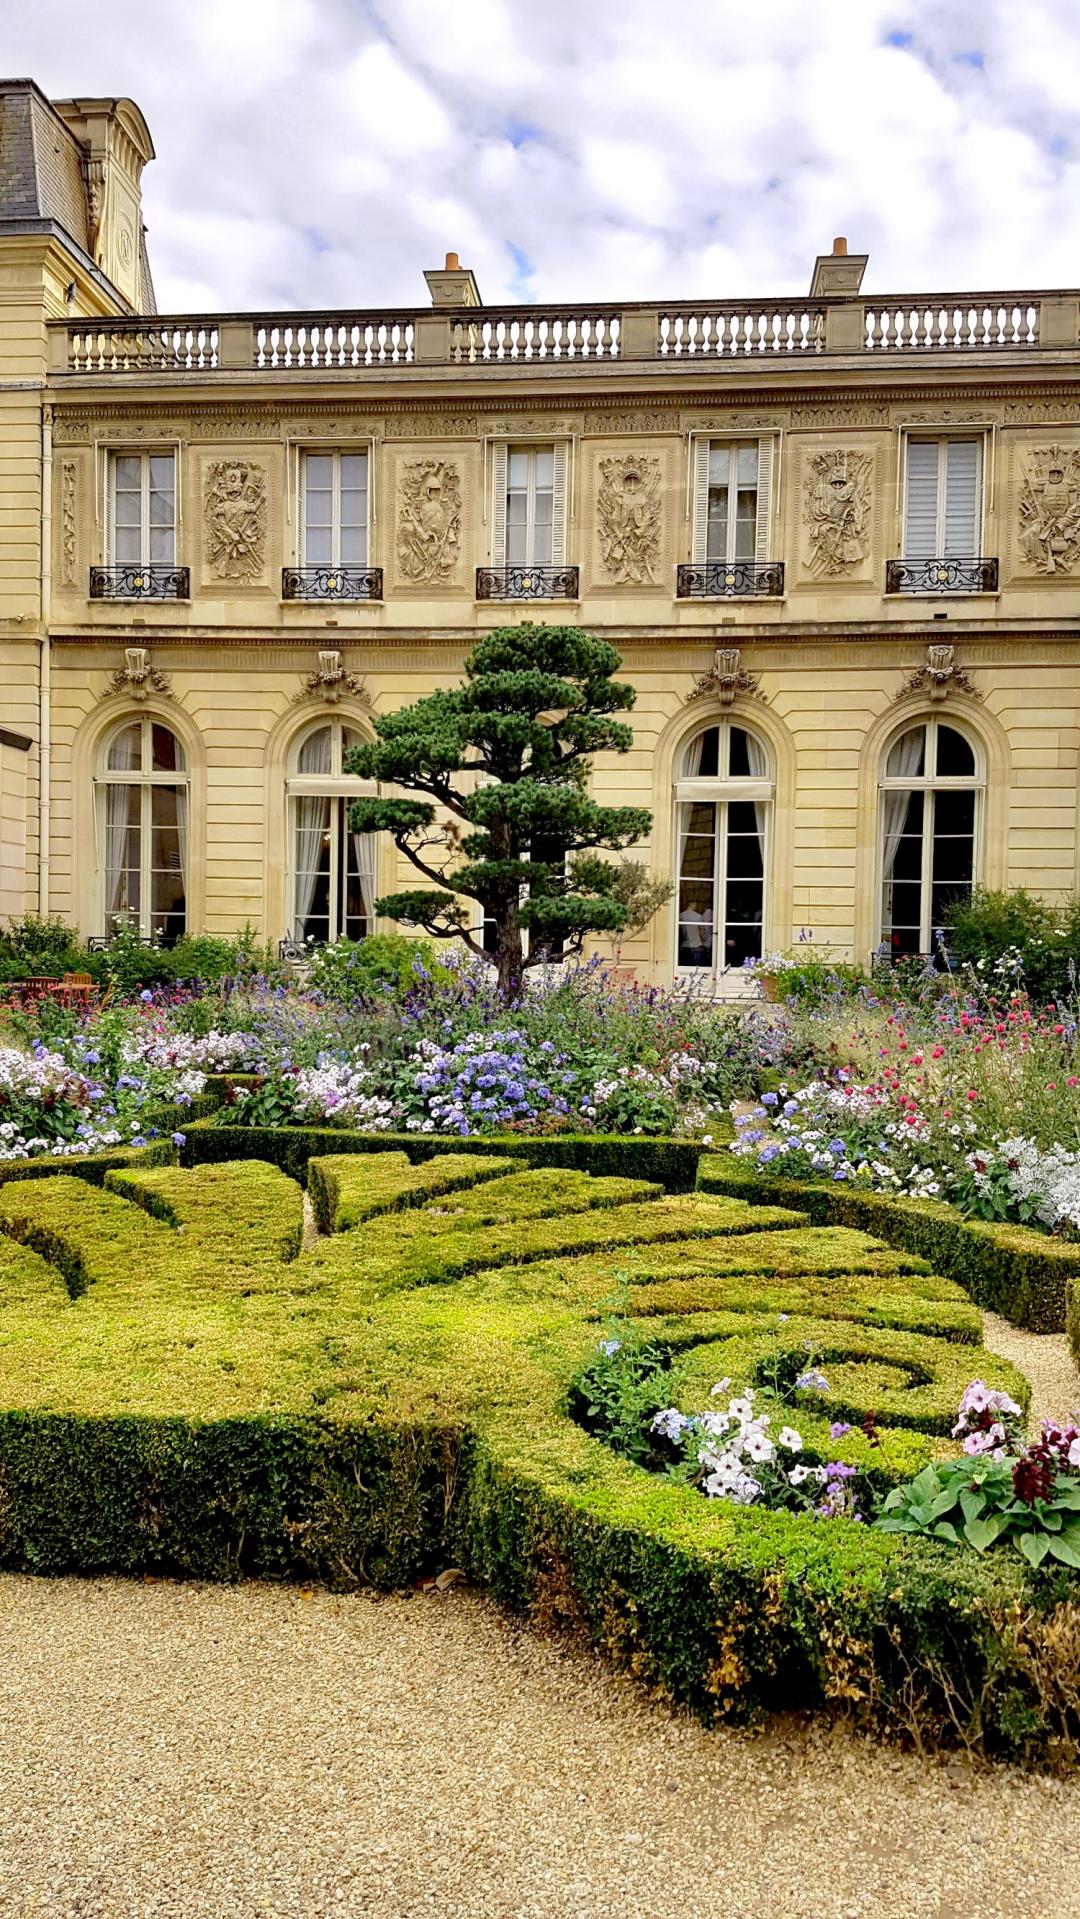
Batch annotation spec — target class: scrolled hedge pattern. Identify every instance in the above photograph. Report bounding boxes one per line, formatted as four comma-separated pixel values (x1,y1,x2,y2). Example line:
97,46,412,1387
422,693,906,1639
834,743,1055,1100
0,1136,1077,1763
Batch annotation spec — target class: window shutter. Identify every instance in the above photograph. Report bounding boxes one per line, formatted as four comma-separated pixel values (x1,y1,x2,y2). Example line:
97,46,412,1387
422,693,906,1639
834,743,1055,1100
691,438,711,562
944,439,980,555
551,441,567,565
754,437,774,562
491,442,508,566
904,440,941,558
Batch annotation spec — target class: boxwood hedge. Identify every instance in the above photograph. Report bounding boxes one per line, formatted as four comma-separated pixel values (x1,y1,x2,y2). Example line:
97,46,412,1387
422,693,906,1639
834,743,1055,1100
0,1138,1077,1764
699,1154,1080,1335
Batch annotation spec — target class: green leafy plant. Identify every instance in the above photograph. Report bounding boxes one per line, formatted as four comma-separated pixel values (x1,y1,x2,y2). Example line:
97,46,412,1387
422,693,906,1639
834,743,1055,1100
306,933,436,1001
877,1383,1080,1567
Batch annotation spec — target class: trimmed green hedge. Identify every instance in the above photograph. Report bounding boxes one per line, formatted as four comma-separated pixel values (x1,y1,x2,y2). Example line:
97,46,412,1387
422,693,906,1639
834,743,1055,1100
187,1122,705,1191
698,1155,1080,1334
0,1141,174,1191
0,1144,1076,1763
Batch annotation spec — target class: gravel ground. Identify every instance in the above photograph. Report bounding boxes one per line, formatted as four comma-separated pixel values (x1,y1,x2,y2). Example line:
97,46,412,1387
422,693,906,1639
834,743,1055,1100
981,1311,1080,1428
1,1576,1078,1919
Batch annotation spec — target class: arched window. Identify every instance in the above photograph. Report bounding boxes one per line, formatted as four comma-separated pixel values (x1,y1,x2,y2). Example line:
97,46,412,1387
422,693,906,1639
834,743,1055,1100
675,721,771,971
97,716,188,943
287,719,377,945
879,718,981,958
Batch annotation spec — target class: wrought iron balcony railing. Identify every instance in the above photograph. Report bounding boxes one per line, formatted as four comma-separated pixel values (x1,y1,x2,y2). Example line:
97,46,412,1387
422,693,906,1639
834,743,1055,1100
885,557,999,595
89,565,189,601
282,565,384,601
676,560,785,599
475,564,580,601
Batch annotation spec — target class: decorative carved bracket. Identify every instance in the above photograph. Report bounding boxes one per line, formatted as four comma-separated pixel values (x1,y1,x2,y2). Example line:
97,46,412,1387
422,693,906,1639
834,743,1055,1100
292,650,372,706
101,647,172,703
894,644,982,704
687,647,765,706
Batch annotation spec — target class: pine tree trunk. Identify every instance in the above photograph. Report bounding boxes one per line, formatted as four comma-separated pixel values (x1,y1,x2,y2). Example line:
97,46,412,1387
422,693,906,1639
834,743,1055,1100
495,919,525,1001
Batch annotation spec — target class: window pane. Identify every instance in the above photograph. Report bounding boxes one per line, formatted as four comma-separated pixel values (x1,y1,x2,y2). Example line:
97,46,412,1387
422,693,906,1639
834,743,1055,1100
891,833,924,882
735,444,758,485
338,521,368,565
305,455,332,493
151,725,184,772
114,523,142,565
534,449,554,488
935,726,975,778
680,802,717,846
107,722,142,772
341,726,364,759
306,525,333,565
114,455,141,491
340,455,367,492
149,454,174,495
734,488,757,558
708,445,730,486
682,728,720,778
934,788,975,834
297,726,333,775
886,726,926,779
706,490,729,562
728,728,750,777
507,451,529,489
726,829,764,878
293,795,332,941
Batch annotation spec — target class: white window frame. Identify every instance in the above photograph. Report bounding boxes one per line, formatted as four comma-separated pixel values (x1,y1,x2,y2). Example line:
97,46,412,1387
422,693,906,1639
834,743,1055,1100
674,720,773,975
878,716,984,959
299,449,371,569
286,718,377,945
900,433,986,558
490,440,568,569
95,714,188,940
107,450,177,567
690,436,776,575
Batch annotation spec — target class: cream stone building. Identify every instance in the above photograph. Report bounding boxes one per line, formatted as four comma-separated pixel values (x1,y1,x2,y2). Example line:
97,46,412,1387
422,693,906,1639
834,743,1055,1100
3,78,1080,984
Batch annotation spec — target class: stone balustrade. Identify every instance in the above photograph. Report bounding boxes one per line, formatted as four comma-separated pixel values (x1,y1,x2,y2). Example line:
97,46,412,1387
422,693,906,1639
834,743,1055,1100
49,288,1080,375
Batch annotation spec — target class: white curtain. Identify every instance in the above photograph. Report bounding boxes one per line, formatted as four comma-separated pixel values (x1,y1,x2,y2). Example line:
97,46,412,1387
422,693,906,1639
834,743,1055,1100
293,797,328,935
676,731,707,879
743,729,770,858
880,729,926,938
175,782,188,914
352,828,377,930
881,729,925,886
103,723,141,924
105,784,132,922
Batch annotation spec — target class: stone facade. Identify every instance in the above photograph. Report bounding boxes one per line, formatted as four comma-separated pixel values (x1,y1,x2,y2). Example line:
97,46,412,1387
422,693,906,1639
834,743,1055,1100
4,82,1080,983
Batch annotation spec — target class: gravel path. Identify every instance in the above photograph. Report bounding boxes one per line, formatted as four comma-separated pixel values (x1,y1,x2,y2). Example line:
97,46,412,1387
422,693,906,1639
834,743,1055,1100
981,1311,1080,1428
1,1576,1078,1919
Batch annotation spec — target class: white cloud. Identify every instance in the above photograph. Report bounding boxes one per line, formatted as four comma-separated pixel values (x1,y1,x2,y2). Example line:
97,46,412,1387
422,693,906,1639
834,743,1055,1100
5,0,1080,311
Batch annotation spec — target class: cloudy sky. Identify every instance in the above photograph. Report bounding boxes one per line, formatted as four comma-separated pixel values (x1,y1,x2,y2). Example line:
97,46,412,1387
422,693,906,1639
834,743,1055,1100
8,0,1080,313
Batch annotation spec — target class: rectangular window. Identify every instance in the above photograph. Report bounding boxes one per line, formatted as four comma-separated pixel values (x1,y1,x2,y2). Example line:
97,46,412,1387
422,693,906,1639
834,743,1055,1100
904,438,982,557
706,441,758,563
110,452,175,566
301,451,369,567
506,447,554,565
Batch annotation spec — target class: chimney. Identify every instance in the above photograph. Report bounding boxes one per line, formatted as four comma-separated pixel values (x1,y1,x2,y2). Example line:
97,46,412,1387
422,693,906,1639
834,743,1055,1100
424,250,482,307
809,235,867,298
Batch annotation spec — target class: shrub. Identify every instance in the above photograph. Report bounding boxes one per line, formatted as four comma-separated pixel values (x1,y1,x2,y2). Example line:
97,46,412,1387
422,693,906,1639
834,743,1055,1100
699,1155,1080,1333
0,915,86,980
0,1142,1075,1762
944,887,1080,1003
306,933,436,1001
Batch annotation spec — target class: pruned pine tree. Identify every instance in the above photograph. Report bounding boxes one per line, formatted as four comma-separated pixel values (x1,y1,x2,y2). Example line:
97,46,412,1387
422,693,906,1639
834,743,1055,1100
345,623,652,998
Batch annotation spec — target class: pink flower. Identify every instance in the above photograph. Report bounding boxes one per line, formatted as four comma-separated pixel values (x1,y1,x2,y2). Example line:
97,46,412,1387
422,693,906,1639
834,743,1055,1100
966,1089,977,1102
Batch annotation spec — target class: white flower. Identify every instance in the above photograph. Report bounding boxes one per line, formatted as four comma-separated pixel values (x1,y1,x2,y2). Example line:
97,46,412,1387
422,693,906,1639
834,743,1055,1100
1067,1438,1080,1469
743,1430,775,1465
728,1395,754,1422
778,1427,803,1452
788,1465,811,1486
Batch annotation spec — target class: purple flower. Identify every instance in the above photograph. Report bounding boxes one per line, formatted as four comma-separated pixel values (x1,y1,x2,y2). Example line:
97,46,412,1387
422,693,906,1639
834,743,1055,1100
171,1132,186,1146
829,1422,853,1439
140,989,154,1003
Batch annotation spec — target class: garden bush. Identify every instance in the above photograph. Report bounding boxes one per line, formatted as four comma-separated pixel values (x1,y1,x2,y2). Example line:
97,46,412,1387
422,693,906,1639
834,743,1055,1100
700,1155,1080,1334
1,1140,1078,1763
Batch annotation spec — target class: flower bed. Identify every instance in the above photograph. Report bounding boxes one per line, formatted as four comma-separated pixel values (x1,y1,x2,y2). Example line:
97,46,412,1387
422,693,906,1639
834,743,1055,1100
1,1135,1079,1763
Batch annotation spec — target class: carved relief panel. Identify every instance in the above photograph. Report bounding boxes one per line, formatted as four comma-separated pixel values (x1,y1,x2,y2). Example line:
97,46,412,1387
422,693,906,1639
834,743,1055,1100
1016,443,1080,576
792,440,884,588
388,447,473,593
196,451,276,591
583,442,677,593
